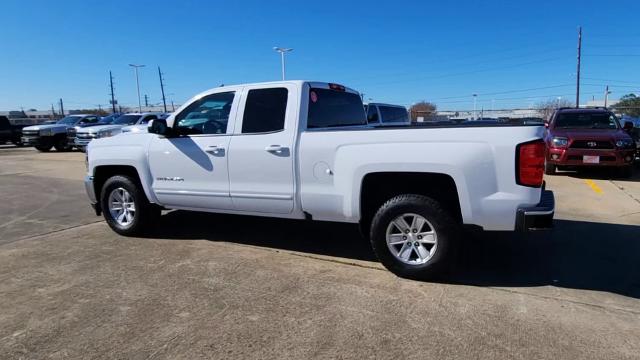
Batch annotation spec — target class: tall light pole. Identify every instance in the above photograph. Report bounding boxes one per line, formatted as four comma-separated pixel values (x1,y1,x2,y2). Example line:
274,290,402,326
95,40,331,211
129,64,145,112
273,47,293,80
472,94,478,120
604,85,611,108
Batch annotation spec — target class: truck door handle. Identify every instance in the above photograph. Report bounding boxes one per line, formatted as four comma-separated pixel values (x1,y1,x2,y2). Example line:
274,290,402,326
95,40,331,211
265,145,287,154
205,145,225,156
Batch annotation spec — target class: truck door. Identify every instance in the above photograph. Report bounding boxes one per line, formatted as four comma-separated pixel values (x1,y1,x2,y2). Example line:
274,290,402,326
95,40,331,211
147,91,238,210
228,85,297,213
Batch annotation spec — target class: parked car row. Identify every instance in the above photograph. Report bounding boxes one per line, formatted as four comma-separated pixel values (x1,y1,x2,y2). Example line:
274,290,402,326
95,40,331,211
20,112,171,152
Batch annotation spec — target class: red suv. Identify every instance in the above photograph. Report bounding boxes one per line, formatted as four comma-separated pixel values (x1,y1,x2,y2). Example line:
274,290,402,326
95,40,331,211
544,108,635,177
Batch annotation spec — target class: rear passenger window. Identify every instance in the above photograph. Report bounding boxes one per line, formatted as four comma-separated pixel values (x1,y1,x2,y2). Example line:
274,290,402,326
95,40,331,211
241,88,288,133
307,88,367,128
367,105,379,124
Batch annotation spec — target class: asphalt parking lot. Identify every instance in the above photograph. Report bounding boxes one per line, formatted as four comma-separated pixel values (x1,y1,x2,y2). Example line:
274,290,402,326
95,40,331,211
1,146,639,359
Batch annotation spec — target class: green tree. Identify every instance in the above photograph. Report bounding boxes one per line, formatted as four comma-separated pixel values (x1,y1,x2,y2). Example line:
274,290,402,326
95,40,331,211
613,94,640,117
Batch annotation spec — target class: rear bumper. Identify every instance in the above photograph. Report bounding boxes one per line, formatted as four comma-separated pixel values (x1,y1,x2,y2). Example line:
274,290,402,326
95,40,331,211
515,190,555,231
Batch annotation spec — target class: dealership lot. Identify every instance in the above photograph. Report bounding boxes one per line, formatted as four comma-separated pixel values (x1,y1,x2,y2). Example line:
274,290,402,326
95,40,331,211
1,147,639,359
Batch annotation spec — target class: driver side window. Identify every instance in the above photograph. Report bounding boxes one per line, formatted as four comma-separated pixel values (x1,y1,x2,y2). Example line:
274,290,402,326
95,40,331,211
174,92,235,135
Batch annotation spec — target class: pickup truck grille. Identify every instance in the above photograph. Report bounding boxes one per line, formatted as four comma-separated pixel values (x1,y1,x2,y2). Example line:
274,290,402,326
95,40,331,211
569,140,614,149
76,133,95,139
21,129,39,136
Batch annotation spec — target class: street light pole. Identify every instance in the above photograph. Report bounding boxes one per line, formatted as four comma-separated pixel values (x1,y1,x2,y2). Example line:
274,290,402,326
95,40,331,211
129,64,145,112
273,47,293,80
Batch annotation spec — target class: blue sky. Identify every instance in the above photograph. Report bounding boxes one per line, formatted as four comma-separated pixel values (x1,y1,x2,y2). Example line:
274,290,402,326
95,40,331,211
1,0,639,111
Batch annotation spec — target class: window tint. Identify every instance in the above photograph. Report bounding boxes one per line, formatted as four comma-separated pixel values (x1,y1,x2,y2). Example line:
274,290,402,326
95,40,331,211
81,116,99,124
175,92,235,135
242,88,288,133
307,88,366,128
367,105,379,124
379,106,409,123
555,112,619,129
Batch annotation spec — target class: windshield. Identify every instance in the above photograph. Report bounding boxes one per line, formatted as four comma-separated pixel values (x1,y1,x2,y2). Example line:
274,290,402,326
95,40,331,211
98,115,119,124
113,115,142,125
379,106,409,123
555,113,619,129
307,88,367,128
56,116,82,125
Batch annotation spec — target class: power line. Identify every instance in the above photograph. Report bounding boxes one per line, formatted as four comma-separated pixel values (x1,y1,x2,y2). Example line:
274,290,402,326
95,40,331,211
429,84,574,101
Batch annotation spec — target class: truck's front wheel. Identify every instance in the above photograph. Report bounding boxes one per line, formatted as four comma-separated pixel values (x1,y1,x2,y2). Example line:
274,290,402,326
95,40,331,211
35,138,53,152
369,194,458,280
100,175,160,236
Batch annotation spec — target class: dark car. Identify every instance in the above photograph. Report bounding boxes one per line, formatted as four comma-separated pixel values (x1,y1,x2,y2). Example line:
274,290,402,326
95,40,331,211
544,108,635,177
0,115,27,146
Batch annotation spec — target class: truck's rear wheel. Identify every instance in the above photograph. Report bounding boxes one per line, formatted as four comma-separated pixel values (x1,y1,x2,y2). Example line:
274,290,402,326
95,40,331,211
369,194,458,280
100,175,160,236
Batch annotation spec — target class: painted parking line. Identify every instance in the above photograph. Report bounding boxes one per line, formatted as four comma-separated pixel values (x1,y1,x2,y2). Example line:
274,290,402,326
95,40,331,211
584,179,603,194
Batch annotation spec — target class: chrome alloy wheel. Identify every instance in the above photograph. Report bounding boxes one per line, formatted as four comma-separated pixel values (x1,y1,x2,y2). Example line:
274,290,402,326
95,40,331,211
108,187,136,227
386,213,437,265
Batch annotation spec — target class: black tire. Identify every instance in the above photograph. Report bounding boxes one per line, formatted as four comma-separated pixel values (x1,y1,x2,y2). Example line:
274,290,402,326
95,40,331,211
544,161,555,175
100,175,160,236
53,135,71,152
34,139,53,152
369,194,458,280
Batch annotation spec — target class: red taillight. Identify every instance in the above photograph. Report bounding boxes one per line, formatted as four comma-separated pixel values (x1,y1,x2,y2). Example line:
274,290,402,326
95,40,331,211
328,83,346,91
517,140,545,187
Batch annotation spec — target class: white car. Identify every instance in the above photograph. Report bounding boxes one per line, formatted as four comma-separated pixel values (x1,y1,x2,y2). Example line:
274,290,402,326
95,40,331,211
84,80,554,279
121,112,172,134
75,113,162,150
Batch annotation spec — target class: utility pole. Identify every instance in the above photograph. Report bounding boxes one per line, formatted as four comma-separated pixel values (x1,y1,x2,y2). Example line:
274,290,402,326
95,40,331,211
576,26,582,108
144,94,149,108
171,100,175,111
158,66,167,112
109,71,117,113
604,85,611,108
59,98,65,116
51,104,56,117
472,94,478,120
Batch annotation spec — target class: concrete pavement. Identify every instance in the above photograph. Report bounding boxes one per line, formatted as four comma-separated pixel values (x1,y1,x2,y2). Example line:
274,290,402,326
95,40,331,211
0,147,639,359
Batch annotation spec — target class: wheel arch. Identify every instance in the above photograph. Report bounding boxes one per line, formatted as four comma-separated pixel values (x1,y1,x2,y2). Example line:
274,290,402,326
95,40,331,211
358,172,464,237
93,165,156,208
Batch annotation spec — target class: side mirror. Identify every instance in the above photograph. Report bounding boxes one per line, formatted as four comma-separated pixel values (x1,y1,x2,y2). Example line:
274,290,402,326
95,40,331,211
148,118,173,136
544,121,549,128
623,121,634,132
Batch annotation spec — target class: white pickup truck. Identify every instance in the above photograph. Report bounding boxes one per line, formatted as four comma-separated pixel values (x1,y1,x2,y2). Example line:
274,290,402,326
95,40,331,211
84,81,554,279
